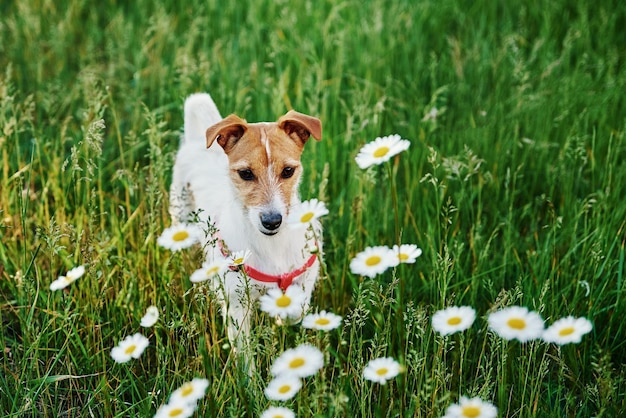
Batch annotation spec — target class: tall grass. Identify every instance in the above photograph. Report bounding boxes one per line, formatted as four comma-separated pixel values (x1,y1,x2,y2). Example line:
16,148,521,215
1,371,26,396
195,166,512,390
1,0,625,416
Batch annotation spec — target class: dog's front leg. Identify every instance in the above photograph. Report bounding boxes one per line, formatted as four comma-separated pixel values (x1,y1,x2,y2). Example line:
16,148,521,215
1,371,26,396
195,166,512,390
223,292,256,373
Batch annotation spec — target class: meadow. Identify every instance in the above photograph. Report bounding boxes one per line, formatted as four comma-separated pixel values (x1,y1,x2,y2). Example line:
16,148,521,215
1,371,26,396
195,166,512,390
1,0,625,416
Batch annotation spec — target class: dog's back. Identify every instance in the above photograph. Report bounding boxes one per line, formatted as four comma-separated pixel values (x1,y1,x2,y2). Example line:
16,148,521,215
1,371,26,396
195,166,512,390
169,93,227,225
183,93,222,144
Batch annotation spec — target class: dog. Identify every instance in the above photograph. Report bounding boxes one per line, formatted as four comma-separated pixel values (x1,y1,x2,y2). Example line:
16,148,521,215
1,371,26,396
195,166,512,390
169,93,322,361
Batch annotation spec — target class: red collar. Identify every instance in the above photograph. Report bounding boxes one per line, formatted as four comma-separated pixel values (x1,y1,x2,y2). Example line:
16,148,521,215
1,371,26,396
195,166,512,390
242,253,317,291
216,233,318,291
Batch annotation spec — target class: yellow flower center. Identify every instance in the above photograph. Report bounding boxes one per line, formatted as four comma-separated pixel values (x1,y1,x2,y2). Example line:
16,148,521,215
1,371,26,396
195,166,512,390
300,212,314,223
398,253,409,261
233,257,244,265
365,255,382,266
168,408,184,417
124,344,136,355
373,146,390,158
180,383,194,397
205,266,220,276
172,230,190,242
507,318,527,330
375,368,388,376
289,357,305,369
278,384,292,394
276,295,292,308
558,327,575,337
315,318,331,326
460,405,481,418
447,316,462,326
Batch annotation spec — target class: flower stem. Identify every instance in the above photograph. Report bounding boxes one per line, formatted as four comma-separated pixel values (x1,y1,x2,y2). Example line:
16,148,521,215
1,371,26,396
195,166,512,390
386,161,402,246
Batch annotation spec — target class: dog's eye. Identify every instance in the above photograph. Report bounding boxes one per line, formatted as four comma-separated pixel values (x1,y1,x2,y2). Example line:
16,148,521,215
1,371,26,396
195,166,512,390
281,166,295,179
238,169,255,181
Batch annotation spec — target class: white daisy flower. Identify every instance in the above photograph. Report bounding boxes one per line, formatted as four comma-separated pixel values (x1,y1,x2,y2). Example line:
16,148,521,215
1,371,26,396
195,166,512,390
110,333,149,364
189,257,231,283
157,223,204,251
287,198,329,228
488,306,544,342
260,406,295,418
432,306,476,336
259,286,307,320
542,316,593,345
363,357,402,385
442,396,498,418
302,310,343,331
391,244,423,266
153,401,195,418
264,375,302,401
169,377,210,405
50,265,86,291
229,249,251,266
140,306,159,328
355,134,411,169
271,344,324,378
349,246,397,278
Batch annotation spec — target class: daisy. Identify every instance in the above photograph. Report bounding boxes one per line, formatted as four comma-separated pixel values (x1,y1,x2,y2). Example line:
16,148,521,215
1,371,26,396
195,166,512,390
153,401,195,418
391,244,423,266
189,257,231,283
260,406,295,418
264,375,302,401
271,344,324,378
349,246,397,278
488,306,544,342
140,306,159,328
302,310,343,331
157,223,204,251
355,134,411,169
287,198,329,228
259,286,307,320
432,306,476,336
363,357,402,385
229,249,251,266
169,377,210,405
442,396,498,418
50,265,86,291
110,333,149,364
542,316,593,345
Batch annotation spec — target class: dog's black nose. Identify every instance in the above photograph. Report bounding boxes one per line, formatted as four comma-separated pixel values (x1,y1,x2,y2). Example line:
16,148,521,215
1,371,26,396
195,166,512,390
260,212,282,231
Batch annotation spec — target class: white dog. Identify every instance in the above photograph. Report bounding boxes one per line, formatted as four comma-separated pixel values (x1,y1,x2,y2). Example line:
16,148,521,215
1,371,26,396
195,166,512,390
169,93,322,358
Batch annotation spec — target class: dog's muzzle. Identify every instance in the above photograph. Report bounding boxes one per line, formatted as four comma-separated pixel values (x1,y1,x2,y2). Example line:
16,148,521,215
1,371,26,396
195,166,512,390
260,212,282,235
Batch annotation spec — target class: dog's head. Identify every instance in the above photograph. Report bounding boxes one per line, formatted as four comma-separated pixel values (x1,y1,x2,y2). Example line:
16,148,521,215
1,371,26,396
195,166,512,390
206,110,322,236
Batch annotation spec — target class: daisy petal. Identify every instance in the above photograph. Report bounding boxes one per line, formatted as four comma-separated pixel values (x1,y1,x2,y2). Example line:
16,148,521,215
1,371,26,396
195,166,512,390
363,357,402,385
271,344,324,378
110,333,149,363
542,316,592,345
355,134,411,169
432,306,476,336
259,286,307,320
349,246,397,278
287,199,329,228
157,224,204,252
140,306,159,328
487,306,544,342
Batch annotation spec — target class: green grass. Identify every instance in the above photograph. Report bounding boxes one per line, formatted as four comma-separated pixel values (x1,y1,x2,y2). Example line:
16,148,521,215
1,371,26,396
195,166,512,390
1,0,625,416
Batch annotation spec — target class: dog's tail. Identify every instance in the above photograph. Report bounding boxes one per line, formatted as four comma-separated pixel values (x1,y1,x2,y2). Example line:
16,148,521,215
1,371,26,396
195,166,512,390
183,93,222,143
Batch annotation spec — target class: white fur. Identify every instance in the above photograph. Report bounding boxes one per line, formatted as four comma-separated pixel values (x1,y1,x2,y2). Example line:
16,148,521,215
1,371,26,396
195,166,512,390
170,93,321,361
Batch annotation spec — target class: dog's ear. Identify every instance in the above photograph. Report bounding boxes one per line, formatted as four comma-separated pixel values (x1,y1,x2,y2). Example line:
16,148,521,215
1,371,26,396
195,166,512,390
278,110,322,145
206,114,247,152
